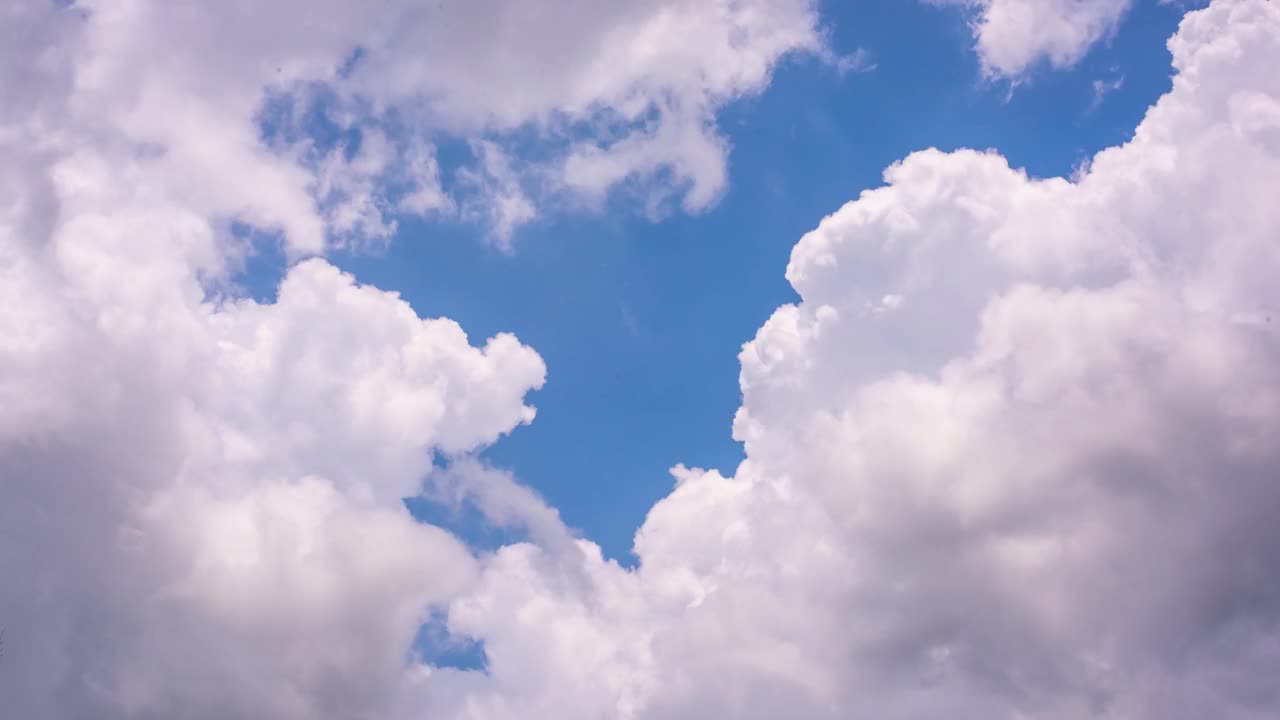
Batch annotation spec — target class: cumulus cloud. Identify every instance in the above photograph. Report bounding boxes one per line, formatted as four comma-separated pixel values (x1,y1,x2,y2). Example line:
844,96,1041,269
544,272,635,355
0,233,545,718
5,1,1280,719
0,1,828,714
1,4,549,705
419,1,1280,718
929,0,1134,77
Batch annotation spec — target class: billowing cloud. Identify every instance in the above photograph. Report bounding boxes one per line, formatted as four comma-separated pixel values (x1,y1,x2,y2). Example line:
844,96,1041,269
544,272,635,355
0,0,830,713
929,0,1134,77
0,230,545,717
1,9,549,705
4,0,1280,719
419,1,1280,718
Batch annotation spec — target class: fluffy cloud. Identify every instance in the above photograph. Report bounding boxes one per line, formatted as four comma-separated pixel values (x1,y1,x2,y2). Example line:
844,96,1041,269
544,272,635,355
422,1,1280,718
13,0,833,249
0,2,833,707
5,1,1280,719
929,0,1134,77
0,231,545,718
0,0,830,713
1,14,547,707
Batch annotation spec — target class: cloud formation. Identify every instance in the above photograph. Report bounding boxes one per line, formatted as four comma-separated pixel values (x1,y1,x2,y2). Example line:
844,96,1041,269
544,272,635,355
929,0,1134,77
2,1,1280,719
7,0,833,248
422,1,1280,717
1,0,823,713
0,236,545,717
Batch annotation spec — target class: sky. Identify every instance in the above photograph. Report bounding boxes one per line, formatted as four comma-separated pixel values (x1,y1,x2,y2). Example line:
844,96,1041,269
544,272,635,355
332,0,1192,559
4,1,1280,719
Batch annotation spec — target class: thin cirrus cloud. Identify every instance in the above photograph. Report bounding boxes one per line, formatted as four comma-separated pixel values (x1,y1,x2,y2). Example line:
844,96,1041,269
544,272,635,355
1,2,1280,720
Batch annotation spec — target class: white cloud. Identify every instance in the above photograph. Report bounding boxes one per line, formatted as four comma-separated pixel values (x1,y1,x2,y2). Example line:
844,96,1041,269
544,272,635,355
0,81,547,714
5,1,1280,719
398,137,454,218
311,128,400,245
0,2,821,711
0,8,833,710
13,0,834,249
344,0,835,227
1090,73,1126,111
929,0,1134,77
458,141,539,248
419,2,1280,718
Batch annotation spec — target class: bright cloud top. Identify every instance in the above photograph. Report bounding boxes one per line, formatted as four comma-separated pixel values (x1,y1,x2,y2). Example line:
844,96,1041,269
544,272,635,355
931,0,1135,77
423,1,1280,718
2,1,1280,720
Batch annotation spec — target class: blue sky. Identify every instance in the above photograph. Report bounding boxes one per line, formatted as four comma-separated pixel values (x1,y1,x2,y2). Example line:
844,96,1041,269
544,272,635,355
277,0,1196,560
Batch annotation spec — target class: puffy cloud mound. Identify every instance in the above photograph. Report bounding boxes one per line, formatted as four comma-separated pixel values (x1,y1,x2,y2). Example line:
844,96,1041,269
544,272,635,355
0,222,546,717
2,4,549,709
0,0,822,714
423,1,1280,718
929,0,1134,77
4,0,1280,719
0,1,831,706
